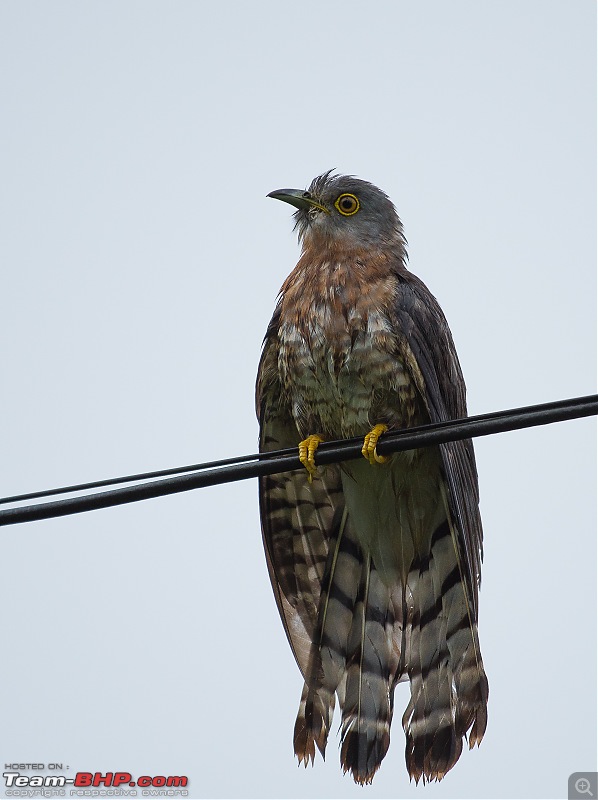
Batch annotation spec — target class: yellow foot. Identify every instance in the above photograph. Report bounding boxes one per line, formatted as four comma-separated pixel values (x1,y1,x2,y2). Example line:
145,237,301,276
362,424,389,465
298,434,324,482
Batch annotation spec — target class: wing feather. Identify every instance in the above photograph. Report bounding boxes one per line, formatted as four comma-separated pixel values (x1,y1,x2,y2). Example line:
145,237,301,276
391,271,483,615
256,305,346,676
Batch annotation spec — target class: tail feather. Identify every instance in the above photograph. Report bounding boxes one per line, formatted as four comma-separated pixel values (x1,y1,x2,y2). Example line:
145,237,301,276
294,681,332,765
339,558,397,785
404,537,460,782
294,509,361,765
292,504,488,786
402,519,488,783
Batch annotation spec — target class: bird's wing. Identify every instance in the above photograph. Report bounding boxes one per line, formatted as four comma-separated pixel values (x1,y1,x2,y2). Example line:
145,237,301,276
255,304,346,678
392,271,483,614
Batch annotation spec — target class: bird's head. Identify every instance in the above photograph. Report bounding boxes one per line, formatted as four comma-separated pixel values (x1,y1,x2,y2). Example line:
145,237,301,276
268,170,407,258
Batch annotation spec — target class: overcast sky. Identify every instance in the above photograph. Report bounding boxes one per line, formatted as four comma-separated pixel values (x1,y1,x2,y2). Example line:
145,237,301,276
0,3,596,800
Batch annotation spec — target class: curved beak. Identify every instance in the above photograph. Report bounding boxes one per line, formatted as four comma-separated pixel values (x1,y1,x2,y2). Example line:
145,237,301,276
267,188,329,214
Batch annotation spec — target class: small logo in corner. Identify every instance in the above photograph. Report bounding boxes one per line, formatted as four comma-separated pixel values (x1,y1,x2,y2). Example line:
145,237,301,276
569,773,598,799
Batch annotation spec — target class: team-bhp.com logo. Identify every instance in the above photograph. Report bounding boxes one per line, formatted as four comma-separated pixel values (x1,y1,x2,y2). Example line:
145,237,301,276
3,771,189,796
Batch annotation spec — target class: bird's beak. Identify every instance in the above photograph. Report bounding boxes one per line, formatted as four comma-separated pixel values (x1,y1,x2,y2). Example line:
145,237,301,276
267,188,329,214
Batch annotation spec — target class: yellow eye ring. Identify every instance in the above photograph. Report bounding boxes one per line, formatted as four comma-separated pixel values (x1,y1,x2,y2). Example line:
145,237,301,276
334,193,360,216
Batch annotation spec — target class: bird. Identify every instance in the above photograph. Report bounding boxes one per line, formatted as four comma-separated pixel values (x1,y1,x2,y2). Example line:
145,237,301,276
255,170,488,785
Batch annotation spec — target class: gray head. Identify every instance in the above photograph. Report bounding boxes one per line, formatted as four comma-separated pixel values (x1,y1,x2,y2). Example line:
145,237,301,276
268,170,407,258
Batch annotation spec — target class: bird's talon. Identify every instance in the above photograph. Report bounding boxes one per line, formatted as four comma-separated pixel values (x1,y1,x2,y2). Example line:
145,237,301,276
362,424,389,465
299,434,324,481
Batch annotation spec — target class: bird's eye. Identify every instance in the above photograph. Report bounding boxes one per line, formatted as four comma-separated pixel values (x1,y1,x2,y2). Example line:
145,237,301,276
334,193,360,216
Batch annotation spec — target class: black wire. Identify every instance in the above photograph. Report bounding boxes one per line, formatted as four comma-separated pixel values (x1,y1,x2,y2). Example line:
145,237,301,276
0,394,595,527
0,452,263,506
2,392,595,507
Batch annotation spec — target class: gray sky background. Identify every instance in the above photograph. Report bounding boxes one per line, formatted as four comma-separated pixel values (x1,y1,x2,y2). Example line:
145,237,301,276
0,3,596,799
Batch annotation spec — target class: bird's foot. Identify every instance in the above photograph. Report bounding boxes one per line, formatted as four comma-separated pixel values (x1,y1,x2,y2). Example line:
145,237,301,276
362,424,389,465
298,434,324,482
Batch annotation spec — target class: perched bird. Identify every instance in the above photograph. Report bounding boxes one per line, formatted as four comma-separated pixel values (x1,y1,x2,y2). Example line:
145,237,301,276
256,171,488,785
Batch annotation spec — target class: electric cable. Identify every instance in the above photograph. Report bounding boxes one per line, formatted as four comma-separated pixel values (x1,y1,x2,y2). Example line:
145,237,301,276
0,394,595,527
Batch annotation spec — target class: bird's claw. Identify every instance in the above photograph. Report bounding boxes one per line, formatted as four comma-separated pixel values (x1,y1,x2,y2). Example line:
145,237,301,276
362,424,389,465
299,434,324,482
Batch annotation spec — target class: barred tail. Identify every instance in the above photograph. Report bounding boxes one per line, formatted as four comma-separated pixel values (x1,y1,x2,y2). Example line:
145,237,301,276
293,518,398,785
338,556,397,785
294,502,488,785
402,519,488,784
294,509,361,766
